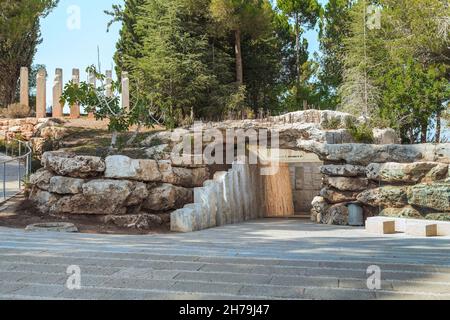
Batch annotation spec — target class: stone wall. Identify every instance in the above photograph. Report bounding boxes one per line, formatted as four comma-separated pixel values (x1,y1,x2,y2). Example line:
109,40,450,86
0,118,68,155
303,142,450,225
170,162,266,232
28,152,209,230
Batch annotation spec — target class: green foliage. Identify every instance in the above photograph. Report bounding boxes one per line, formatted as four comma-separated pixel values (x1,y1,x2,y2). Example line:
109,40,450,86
321,117,342,130
338,0,379,117
0,0,58,107
317,0,352,109
345,117,374,143
60,66,157,148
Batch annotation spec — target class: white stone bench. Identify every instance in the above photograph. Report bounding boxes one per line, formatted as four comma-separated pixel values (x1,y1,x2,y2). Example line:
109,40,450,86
366,218,396,235
405,223,438,237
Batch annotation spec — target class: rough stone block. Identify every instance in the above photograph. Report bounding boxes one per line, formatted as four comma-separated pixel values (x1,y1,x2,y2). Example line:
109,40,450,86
170,207,197,233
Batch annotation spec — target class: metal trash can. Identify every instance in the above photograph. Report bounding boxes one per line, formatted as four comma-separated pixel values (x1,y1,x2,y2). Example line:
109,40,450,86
348,203,364,226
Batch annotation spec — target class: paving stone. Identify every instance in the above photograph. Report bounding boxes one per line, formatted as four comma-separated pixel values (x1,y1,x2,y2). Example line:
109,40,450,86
174,271,272,285
303,287,377,300
270,276,339,288
238,285,305,299
170,281,242,295
101,278,175,290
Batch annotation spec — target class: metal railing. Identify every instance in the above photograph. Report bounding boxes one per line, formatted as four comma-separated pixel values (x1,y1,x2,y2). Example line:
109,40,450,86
0,137,32,202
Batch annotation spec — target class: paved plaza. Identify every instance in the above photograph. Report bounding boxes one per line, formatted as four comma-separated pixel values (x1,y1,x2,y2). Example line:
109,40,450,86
0,219,450,300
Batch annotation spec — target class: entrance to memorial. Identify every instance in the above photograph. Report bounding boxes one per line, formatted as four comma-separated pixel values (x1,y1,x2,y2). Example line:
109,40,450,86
258,148,323,218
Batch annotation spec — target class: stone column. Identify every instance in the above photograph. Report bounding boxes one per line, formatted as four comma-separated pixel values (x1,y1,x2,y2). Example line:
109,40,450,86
20,67,29,107
70,68,80,119
121,71,130,112
105,70,113,98
52,68,63,117
36,69,46,118
87,72,96,119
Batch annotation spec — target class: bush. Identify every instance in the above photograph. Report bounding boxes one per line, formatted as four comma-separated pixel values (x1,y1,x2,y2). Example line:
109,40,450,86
321,117,343,130
345,118,374,143
1,103,32,118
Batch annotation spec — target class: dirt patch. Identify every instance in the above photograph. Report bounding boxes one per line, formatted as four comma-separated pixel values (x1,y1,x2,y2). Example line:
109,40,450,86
0,196,171,235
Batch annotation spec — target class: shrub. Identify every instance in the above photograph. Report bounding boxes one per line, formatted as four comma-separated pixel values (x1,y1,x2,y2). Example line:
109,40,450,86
345,117,374,143
1,103,32,118
321,117,343,130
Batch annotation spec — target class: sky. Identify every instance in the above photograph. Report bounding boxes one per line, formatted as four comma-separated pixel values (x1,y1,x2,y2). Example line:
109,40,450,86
35,0,328,112
35,0,124,113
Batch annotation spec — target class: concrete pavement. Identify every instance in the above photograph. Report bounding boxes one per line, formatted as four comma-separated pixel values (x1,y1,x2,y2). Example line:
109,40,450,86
0,219,450,300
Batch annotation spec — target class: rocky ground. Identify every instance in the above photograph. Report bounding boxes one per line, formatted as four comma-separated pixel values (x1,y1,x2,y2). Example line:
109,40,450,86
0,195,170,235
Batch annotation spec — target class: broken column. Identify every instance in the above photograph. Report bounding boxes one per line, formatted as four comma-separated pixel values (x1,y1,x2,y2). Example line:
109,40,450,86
121,71,130,112
20,67,29,108
52,68,63,117
36,68,46,118
70,68,80,119
88,71,96,119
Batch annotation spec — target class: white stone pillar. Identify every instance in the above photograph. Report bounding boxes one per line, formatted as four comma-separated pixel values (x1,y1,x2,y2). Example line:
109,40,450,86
121,71,129,112
88,71,96,119
36,69,46,118
20,67,29,108
52,68,63,118
70,68,80,119
105,70,113,98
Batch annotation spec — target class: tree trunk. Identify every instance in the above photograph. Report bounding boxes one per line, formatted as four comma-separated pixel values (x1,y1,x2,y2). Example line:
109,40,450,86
295,13,300,104
421,123,428,143
234,29,243,86
436,111,441,143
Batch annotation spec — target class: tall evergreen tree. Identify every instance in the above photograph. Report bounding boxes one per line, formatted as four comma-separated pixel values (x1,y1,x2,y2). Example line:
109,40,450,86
317,0,352,109
210,0,273,86
0,0,58,107
277,0,321,106
338,0,378,117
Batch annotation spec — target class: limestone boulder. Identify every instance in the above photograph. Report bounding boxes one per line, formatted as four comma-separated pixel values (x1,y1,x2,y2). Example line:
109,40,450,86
320,164,366,177
29,187,61,213
324,177,369,191
48,176,84,195
29,169,54,191
39,126,68,140
425,213,450,221
310,196,330,223
357,186,408,208
380,206,424,219
366,162,448,183
42,151,105,178
298,141,450,165
373,128,400,144
104,155,161,182
407,182,450,212
103,214,164,229
143,183,193,211
50,179,133,215
158,161,209,188
145,144,170,160
320,187,359,204
126,182,149,207
322,203,349,225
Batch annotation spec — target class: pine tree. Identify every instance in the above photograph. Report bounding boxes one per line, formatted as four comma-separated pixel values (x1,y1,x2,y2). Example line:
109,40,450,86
277,0,321,106
338,0,378,117
0,0,58,107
